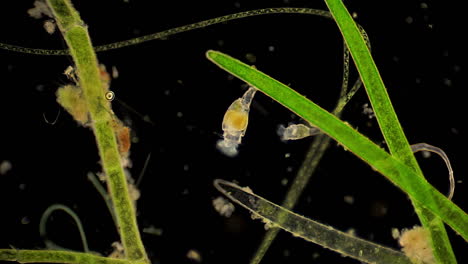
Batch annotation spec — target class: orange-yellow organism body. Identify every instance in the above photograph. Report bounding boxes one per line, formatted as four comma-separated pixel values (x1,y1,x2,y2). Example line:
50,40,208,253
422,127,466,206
217,87,257,157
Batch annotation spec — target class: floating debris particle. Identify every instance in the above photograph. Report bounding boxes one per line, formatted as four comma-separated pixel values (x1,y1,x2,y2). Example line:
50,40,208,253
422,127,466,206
213,196,235,217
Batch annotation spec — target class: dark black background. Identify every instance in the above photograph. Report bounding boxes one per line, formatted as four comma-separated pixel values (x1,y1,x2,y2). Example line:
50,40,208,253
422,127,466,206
1,0,466,263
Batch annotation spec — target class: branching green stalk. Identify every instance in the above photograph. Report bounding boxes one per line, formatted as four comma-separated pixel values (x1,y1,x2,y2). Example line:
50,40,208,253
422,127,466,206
206,50,468,241
323,0,456,262
0,249,146,264
45,0,148,262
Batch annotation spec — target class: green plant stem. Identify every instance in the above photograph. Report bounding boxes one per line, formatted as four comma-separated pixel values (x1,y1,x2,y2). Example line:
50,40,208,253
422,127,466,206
0,249,146,264
39,204,89,252
323,0,456,262
46,0,148,261
215,180,413,264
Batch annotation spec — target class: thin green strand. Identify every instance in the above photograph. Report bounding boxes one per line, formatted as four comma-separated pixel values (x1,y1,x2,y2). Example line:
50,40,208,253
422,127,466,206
0,8,331,55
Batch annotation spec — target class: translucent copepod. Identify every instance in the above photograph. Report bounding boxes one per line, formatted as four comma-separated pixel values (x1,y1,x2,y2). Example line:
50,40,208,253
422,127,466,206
277,123,320,141
217,87,257,157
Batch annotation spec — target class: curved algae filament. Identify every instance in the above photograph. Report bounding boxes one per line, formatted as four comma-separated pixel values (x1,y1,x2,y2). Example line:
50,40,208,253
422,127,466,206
410,143,455,200
214,179,412,264
0,8,333,55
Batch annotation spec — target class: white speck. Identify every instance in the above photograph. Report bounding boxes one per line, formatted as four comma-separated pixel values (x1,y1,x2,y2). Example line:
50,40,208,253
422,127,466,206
0,160,12,175
344,195,354,205
362,103,375,119
391,228,400,239
142,225,163,236
405,16,413,24
421,150,431,158
112,66,119,79
268,46,275,52
443,78,452,87
284,153,291,158
312,252,320,259
176,112,183,118
281,178,288,186
183,164,189,171
186,249,202,262
43,20,56,34
21,216,30,225
352,12,358,18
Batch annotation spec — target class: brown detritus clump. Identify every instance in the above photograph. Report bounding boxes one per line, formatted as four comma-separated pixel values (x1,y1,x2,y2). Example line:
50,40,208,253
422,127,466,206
398,226,435,264
111,119,131,157
56,85,90,126
27,0,53,19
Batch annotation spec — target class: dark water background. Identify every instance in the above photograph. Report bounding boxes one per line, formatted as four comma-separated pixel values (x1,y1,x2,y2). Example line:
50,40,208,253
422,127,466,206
1,0,466,263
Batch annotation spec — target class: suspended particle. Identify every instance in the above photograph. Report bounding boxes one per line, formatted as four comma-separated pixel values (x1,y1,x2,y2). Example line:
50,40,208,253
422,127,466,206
0,160,12,175
212,196,235,217
142,225,163,236
277,123,320,141
43,19,56,34
362,103,375,119
186,249,202,263
217,87,257,157
27,0,53,19
63,66,78,84
111,66,119,79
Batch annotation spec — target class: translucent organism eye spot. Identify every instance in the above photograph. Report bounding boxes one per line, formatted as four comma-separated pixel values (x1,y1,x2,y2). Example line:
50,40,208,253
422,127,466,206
105,91,115,101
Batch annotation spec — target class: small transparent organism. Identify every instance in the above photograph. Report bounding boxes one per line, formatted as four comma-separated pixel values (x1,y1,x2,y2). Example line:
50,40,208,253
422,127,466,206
217,87,257,157
277,123,320,141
